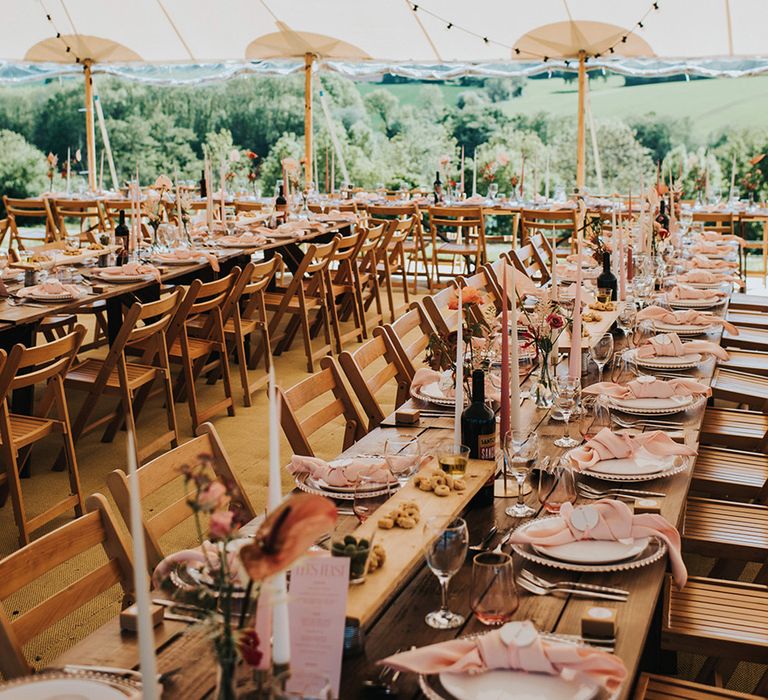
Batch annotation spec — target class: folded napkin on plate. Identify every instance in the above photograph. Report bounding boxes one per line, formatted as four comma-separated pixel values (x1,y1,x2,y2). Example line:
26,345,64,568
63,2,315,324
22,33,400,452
18,279,84,298
463,195,487,204
508,500,687,588
583,376,711,400
288,455,392,487
684,255,739,271
565,253,598,267
379,620,627,693
515,272,543,298
699,231,741,243
690,242,737,257
676,269,735,285
326,209,357,221
569,427,696,471
636,305,738,335
155,249,220,272
636,332,729,361
101,262,161,282
217,233,268,246
666,284,726,301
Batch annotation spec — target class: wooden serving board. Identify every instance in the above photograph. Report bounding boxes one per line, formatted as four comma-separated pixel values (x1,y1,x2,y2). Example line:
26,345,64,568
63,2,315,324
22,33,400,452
345,456,495,629
561,306,620,351
11,245,118,270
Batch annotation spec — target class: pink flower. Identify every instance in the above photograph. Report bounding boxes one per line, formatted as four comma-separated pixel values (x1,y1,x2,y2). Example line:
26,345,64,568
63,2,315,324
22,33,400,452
547,313,564,330
209,510,235,540
238,629,263,667
448,286,484,309
197,481,227,511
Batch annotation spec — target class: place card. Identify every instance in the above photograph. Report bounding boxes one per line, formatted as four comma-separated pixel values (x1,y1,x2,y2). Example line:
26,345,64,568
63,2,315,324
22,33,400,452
288,554,349,697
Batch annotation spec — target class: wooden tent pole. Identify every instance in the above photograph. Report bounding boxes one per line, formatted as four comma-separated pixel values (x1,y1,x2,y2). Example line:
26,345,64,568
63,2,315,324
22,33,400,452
304,52,314,190
84,60,97,191
576,50,587,193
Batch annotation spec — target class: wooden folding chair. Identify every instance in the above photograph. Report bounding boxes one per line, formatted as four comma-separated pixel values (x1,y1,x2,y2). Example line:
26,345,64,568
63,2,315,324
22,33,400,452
520,208,577,257
381,302,440,379
1,196,58,251
718,349,768,377
354,223,386,331
683,495,768,582
234,200,264,215
505,239,551,285
0,326,86,545
107,422,256,573
325,231,367,352
457,268,502,315
421,283,460,337
428,206,486,284
662,575,768,688
711,367,768,412
722,326,768,352
692,211,736,236
50,198,107,244
266,238,339,373
63,290,182,466
729,293,768,312
278,356,366,458
0,493,134,678
370,218,413,321
339,329,411,431
368,204,432,293
633,673,763,700
691,445,768,504
700,407,768,453
165,273,239,432
724,310,768,331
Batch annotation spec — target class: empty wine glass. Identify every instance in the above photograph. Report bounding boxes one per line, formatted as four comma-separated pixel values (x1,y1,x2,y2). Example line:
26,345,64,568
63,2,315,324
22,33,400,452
384,436,421,487
537,456,577,514
578,395,611,441
553,376,580,448
470,552,519,625
502,430,538,518
589,333,614,382
424,516,469,629
616,301,637,342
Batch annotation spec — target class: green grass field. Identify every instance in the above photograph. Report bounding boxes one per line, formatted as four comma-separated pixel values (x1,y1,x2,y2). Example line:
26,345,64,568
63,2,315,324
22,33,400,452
356,74,768,142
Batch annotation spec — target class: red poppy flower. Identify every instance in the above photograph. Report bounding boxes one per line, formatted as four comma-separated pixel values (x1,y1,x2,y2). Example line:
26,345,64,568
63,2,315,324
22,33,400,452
546,313,564,329
238,629,263,667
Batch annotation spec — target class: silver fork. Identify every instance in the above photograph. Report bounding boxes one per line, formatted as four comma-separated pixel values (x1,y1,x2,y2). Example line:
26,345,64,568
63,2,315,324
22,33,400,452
520,568,629,597
578,483,666,498
611,414,685,430
516,576,629,602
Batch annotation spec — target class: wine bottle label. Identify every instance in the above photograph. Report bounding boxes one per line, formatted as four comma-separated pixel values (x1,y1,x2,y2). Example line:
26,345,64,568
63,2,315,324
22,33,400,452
478,433,495,461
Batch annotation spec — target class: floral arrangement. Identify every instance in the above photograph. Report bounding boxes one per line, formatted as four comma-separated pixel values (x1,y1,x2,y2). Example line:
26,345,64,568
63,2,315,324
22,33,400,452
60,148,81,179
740,154,765,202
152,456,337,699
246,150,260,189
281,157,301,190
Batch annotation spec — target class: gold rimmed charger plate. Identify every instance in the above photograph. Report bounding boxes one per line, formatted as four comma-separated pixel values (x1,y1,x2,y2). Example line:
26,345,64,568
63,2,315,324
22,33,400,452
410,382,457,407
0,671,141,698
294,472,394,500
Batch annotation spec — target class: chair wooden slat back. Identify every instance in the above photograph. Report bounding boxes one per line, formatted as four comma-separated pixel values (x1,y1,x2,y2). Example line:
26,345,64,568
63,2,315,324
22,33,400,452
278,356,366,457
2,196,58,250
421,282,460,336
428,206,486,285
50,198,107,243
339,329,411,431
234,200,264,214
507,242,549,283
0,494,134,679
107,422,255,572
457,268,501,314
692,211,736,236
382,302,439,378
520,208,577,254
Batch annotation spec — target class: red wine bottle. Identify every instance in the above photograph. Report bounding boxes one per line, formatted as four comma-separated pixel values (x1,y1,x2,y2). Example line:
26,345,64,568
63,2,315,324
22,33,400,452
597,251,618,301
433,170,443,204
114,209,129,266
461,369,495,460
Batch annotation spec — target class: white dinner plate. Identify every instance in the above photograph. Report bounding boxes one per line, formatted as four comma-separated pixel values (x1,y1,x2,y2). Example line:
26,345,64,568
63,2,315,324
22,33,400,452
216,238,266,248
410,381,457,407
633,352,702,369
306,457,392,493
0,677,131,699
666,296,724,309
651,321,715,336
96,271,155,282
532,536,650,565
585,453,682,477
436,669,598,700
608,395,693,415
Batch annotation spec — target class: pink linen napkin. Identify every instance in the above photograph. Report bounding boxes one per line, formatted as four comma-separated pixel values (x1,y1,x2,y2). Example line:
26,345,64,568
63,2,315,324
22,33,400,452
683,255,739,271
411,367,445,392
666,284,726,301
288,455,393,487
155,249,220,273
636,333,729,361
699,231,741,243
636,306,738,335
583,376,711,400
508,500,687,588
569,427,697,471
379,620,627,693
516,272,543,298
676,269,735,285
18,279,84,299
690,242,737,257
217,232,268,246
565,253,598,267
101,262,161,282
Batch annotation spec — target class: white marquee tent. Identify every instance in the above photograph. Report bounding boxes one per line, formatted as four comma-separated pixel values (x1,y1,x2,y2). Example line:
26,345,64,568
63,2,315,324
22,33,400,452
3,0,768,188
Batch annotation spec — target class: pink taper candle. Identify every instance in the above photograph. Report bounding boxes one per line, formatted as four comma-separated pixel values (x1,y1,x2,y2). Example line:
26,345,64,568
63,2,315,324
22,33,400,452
453,290,463,451
618,228,627,301
507,264,522,433
500,267,510,439
568,238,583,379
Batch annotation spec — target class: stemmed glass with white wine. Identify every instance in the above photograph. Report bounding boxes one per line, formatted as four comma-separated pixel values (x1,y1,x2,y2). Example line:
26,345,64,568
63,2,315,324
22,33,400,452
589,333,614,382
423,516,469,629
501,430,538,518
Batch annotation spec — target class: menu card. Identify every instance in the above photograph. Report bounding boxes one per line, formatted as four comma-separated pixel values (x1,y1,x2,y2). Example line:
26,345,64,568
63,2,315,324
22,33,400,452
288,554,349,697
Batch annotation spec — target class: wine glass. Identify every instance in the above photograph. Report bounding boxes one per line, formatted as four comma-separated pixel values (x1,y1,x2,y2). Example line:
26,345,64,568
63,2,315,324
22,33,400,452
502,430,538,518
384,436,421,487
578,395,611,441
553,376,580,448
487,183,499,200
436,440,469,477
470,552,519,625
537,456,577,514
616,301,637,342
423,517,469,629
589,333,614,382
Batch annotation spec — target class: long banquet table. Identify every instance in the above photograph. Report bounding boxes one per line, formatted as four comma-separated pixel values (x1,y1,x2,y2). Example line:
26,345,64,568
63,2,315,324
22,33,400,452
45,293,726,699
